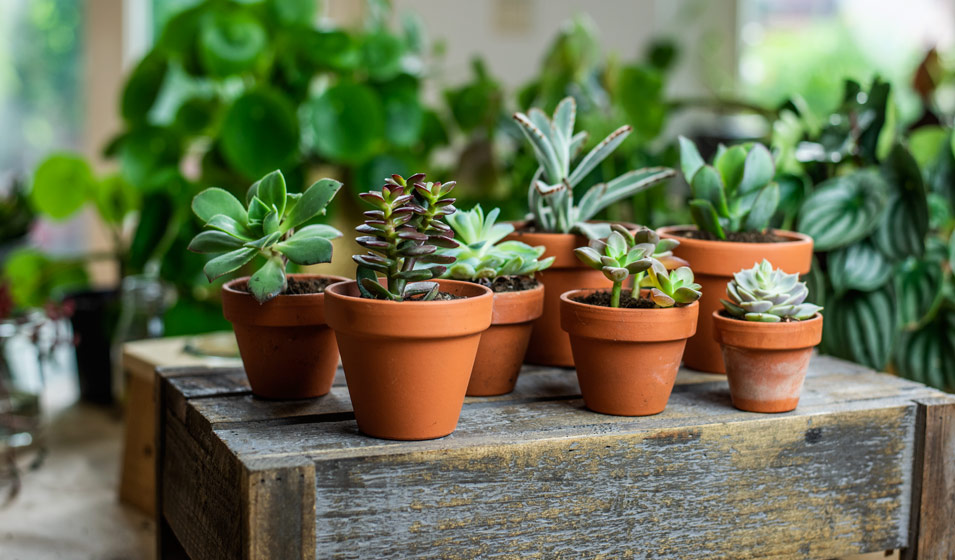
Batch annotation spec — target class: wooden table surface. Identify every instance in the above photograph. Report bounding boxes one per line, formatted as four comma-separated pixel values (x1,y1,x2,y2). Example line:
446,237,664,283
156,354,955,559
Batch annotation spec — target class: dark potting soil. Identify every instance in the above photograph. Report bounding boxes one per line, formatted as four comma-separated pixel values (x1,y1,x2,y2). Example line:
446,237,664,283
676,229,788,243
477,276,540,293
718,310,799,322
574,290,656,309
236,276,336,296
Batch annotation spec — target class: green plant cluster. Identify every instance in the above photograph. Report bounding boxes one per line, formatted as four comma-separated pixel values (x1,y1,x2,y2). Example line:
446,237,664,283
441,205,554,283
354,173,458,301
722,260,822,322
189,170,343,303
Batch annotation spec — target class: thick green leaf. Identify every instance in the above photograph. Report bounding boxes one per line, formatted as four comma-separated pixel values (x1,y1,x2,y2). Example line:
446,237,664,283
188,230,244,253
248,257,287,303
689,166,729,217
715,145,747,194
828,241,892,294
737,143,775,194
2,249,88,308
308,82,384,164
896,256,943,329
275,229,336,265
192,187,247,224
297,29,357,71
270,0,317,25
30,154,95,220
688,199,725,239
282,178,342,231
743,182,780,232
257,170,287,218
797,171,887,251
121,51,168,124
94,173,140,225
678,136,704,184
360,33,404,81
382,88,424,148
203,247,257,281
173,96,218,136
199,10,267,77
221,89,299,179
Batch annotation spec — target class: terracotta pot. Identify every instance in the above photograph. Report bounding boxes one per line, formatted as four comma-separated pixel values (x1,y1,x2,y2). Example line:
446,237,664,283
324,279,493,440
657,226,813,374
221,274,348,400
713,311,823,413
504,221,637,367
467,282,545,396
560,289,699,416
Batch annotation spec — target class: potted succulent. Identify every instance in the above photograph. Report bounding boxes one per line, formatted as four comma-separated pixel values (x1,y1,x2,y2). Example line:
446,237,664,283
508,97,675,367
440,204,554,396
324,173,493,441
714,260,823,413
658,137,813,373
560,226,701,416
188,170,345,399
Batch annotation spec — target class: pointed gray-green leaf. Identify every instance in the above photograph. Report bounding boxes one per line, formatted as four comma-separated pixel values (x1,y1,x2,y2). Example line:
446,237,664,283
689,199,726,239
715,144,747,194
275,232,334,265
721,298,745,316
193,188,247,224
568,125,631,187
248,257,287,304
257,170,287,219
743,182,780,232
690,165,729,217
678,136,705,184
202,247,257,282
282,178,342,232
745,312,781,322
207,214,254,240
188,230,244,253
244,231,282,249
574,247,603,270
738,143,775,194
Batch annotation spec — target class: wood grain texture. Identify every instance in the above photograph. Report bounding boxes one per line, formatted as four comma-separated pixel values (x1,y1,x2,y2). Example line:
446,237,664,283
242,462,316,560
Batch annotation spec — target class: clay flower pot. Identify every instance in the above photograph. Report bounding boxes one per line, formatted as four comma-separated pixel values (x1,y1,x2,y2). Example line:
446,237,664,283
467,282,545,396
504,222,636,367
559,289,699,416
657,226,813,373
324,279,493,440
221,274,348,400
713,311,823,413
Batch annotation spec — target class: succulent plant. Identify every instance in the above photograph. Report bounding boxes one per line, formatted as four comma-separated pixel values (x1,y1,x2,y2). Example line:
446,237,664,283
678,136,780,239
721,259,823,322
513,97,675,238
354,173,459,301
188,170,343,303
440,204,555,283
575,225,701,308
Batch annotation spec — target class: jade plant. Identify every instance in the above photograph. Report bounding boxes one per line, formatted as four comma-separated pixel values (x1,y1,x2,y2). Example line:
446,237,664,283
575,225,702,308
513,97,675,239
354,173,458,301
188,170,343,303
678,136,780,239
440,205,555,284
721,259,822,322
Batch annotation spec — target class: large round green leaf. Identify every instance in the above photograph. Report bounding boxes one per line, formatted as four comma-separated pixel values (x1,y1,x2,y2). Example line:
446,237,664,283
895,256,943,329
221,89,300,179
121,51,168,124
118,125,183,191
797,170,887,251
617,65,665,142
360,33,404,81
94,173,140,226
382,88,423,148
199,10,267,77
174,96,219,136
827,241,892,294
270,0,317,25
895,314,955,391
297,30,358,71
308,83,384,164
30,154,95,220
827,286,897,370
159,5,207,77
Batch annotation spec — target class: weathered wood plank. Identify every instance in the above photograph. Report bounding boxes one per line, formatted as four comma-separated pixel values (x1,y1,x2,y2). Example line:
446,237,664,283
902,397,955,560
309,406,916,559
241,461,316,560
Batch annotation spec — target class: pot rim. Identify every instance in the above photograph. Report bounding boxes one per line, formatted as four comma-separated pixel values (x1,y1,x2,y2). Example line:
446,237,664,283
222,273,350,298
657,225,814,276
221,273,350,327
503,220,641,269
487,280,545,325
560,288,699,342
712,310,823,350
657,225,813,247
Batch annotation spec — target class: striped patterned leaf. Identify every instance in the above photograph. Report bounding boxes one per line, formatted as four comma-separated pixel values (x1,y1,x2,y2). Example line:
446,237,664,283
802,255,828,311
873,144,928,259
797,170,887,251
827,241,891,294
895,256,944,329
825,287,896,371
894,313,955,391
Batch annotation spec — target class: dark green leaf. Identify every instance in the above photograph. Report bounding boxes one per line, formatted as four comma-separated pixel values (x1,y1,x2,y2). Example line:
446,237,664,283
188,230,244,253
307,82,384,164
283,178,342,231
737,143,774,194
828,241,892,294
689,199,725,239
203,247,257,282
275,231,335,265
797,171,887,251
248,257,287,303
382,88,424,148
714,145,746,194
678,136,704,184
121,52,168,124
118,125,182,191
257,170,287,218
199,10,267,77
192,187,247,224
743,182,779,232
690,165,729,217
221,89,299,179
360,33,403,81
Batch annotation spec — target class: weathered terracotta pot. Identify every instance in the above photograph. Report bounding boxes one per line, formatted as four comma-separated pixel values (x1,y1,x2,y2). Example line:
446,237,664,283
467,282,545,396
560,289,699,416
657,226,813,374
713,311,823,413
324,279,493,440
221,274,348,400
504,222,636,367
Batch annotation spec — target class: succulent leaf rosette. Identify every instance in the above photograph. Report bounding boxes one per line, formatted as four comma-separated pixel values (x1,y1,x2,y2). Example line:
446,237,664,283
575,225,702,308
440,205,555,283
188,170,343,303
353,173,459,301
513,97,675,239
721,259,823,322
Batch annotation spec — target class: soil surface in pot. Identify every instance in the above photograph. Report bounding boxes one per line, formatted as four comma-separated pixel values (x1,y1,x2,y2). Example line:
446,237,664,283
474,276,539,293
573,290,656,309
718,310,802,323
235,276,336,296
674,229,788,243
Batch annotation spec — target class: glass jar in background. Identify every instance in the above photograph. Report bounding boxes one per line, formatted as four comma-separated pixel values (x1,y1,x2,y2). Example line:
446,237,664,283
111,275,175,402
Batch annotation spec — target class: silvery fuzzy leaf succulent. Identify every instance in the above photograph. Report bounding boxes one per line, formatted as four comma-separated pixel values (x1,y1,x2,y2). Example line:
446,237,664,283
513,97,675,238
440,204,554,283
721,259,823,322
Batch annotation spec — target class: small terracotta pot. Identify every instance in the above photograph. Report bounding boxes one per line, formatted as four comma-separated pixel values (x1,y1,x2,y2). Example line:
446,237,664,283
713,311,823,413
504,222,637,367
657,226,813,374
324,279,493,440
560,289,699,416
221,274,348,400
467,282,545,396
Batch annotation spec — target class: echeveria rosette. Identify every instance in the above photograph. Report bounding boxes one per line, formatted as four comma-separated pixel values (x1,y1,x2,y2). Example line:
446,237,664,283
354,173,459,301
513,97,675,239
188,170,343,304
721,259,823,322
679,136,781,239
440,204,555,283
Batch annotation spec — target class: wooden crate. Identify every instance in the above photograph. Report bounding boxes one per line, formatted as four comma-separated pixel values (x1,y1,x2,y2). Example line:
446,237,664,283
156,355,955,559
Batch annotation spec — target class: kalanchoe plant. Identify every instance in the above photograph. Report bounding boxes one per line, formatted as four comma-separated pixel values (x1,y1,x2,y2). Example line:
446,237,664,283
354,173,459,301
440,205,555,284
678,136,781,240
575,225,701,308
188,170,343,304
513,97,675,238
721,259,823,322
